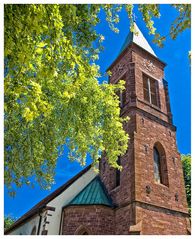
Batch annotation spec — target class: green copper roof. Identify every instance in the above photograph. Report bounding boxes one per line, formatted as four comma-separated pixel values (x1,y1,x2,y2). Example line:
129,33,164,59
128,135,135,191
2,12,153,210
68,176,113,207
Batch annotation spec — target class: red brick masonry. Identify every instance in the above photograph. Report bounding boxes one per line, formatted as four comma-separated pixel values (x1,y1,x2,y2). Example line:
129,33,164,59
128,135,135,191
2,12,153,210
62,205,115,235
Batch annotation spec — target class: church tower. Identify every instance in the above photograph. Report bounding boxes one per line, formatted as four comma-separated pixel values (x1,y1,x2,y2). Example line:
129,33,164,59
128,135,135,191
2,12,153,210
100,23,190,235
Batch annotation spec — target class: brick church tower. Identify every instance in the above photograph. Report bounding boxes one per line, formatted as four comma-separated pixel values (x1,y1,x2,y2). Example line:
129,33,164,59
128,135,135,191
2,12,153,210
100,23,190,235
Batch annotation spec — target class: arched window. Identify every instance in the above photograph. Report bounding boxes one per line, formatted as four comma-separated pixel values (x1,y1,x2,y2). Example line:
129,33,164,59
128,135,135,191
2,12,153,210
153,143,169,186
153,147,162,183
31,226,36,235
75,226,90,235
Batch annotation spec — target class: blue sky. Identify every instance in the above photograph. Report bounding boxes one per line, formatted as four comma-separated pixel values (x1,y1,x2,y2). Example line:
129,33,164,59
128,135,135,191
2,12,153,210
4,4,191,219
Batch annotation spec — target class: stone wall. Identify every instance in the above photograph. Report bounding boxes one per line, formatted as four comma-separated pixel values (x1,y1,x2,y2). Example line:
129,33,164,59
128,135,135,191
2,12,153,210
62,205,115,235
136,203,190,235
134,113,188,212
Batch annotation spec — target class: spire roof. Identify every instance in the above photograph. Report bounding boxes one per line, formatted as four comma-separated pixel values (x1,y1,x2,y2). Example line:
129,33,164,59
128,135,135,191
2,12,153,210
118,22,157,57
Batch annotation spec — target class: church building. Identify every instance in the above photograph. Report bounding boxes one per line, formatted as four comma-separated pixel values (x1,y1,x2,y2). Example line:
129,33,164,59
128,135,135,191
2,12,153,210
5,23,190,235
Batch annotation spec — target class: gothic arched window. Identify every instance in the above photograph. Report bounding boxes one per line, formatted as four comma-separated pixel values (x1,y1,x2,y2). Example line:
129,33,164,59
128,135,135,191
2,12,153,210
153,147,162,183
153,143,169,187
75,226,90,235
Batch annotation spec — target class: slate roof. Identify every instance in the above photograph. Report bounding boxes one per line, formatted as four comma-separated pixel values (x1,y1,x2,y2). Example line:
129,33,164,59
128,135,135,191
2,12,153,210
68,176,113,207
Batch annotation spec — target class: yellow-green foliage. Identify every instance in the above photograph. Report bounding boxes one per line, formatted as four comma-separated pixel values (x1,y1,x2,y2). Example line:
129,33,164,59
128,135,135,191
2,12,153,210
4,4,191,194
181,154,191,211
4,215,16,230
4,4,130,193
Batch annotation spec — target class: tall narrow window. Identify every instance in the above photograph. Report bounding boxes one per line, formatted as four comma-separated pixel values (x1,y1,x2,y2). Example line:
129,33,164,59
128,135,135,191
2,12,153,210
116,89,126,109
116,76,127,109
120,89,126,108
115,157,121,187
153,147,162,184
153,143,169,187
143,74,160,107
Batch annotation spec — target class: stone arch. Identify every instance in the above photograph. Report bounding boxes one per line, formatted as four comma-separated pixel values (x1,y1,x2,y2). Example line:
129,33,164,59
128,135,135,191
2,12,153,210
153,142,169,187
74,225,91,235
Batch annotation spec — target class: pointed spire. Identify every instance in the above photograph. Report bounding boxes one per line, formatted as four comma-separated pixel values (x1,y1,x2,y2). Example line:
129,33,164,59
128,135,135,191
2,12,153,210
119,22,157,57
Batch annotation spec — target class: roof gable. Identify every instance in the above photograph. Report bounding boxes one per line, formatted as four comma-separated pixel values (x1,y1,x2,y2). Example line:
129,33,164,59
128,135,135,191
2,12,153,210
68,176,113,207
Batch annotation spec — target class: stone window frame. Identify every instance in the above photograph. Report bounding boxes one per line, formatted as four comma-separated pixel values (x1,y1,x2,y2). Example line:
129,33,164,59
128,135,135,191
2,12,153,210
75,225,91,235
115,72,127,109
142,73,161,108
153,142,169,187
